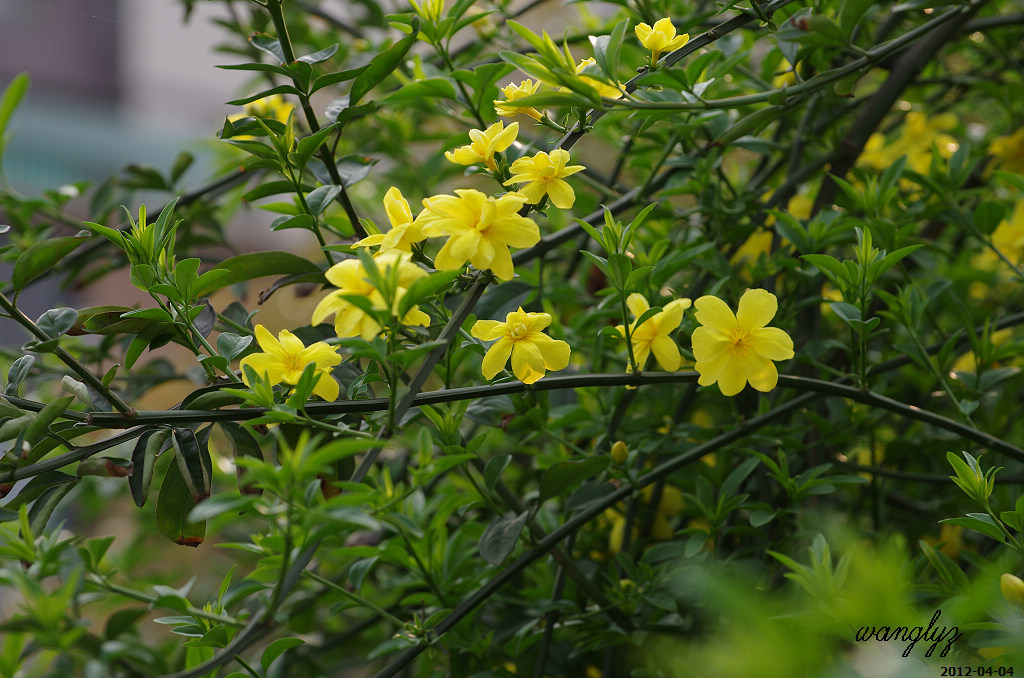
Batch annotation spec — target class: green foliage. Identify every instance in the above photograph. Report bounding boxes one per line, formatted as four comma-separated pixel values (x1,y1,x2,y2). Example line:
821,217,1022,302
3,0,1024,676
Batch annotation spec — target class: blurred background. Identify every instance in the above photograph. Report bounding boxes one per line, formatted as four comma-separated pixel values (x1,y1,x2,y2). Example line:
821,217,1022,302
0,0,234,192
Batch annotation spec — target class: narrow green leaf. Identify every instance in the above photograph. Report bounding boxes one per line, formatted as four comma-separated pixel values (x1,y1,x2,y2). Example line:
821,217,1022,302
130,429,171,507
0,72,29,136
23,395,74,445
193,252,322,297
12,231,91,291
172,428,212,503
349,21,420,106
261,637,305,672
226,85,302,107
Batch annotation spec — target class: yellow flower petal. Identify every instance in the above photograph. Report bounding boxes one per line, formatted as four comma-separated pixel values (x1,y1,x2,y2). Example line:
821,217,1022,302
735,288,778,329
481,337,514,379
511,340,546,384
694,295,738,331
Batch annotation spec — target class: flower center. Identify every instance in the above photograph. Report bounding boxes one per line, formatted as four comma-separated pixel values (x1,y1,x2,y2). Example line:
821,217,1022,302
728,328,751,356
509,322,530,340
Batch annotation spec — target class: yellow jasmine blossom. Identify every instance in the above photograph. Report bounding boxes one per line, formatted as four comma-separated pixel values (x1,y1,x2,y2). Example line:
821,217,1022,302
989,127,1024,175
635,18,689,66
991,200,1024,265
494,79,543,121
240,324,341,401
859,111,958,176
504,150,585,208
311,251,431,340
691,288,794,396
615,293,692,371
606,484,685,554
471,307,570,384
574,58,624,99
444,121,519,172
418,189,540,280
772,58,797,88
353,186,427,253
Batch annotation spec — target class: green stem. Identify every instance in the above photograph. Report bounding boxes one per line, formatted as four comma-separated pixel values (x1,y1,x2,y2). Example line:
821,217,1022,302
305,571,406,626
0,292,134,415
264,0,366,239
88,575,247,627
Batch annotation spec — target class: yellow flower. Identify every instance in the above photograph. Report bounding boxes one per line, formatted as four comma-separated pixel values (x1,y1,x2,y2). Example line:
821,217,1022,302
635,18,689,66
1001,573,1024,609
353,187,427,253
504,150,585,209
573,58,624,99
494,79,543,121
615,293,692,372
859,111,958,176
691,288,794,396
239,325,341,401
471,307,570,384
311,251,430,340
444,121,519,172
991,200,1024,266
989,127,1024,175
772,58,797,88
418,189,540,280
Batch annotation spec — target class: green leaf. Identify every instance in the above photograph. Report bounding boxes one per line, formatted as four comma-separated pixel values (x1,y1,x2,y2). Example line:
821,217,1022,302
218,61,291,77
381,78,457,104
155,461,206,547
271,214,316,231
249,33,285,63
940,516,1004,543
187,493,259,523
478,511,528,566
226,84,303,107
2,471,76,510
539,457,609,503
217,333,253,361
0,72,29,137
5,355,35,395
193,251,322,297
349,20,420,106
261,637,306,672
802,253,852,287
483,455,511,491
35,308,78,340
172,427,212,503
23,395,74,445
293,122,340,168
130,429,171,507
28,479,79,535
398,270,459,318
297,44,339,64
305,185,342,217
310,66,368,94
12,231,91,291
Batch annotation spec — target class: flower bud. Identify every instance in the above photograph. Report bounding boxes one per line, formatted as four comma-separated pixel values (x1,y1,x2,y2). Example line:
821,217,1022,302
610,440,628,464
1000,573,1024,609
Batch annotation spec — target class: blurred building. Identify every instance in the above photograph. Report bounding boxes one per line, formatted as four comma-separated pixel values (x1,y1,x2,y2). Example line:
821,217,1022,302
0,0,236,191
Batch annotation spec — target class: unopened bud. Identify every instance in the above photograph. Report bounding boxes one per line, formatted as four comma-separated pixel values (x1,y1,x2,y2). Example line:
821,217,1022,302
610,440,628,464
1001,573,1024,609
